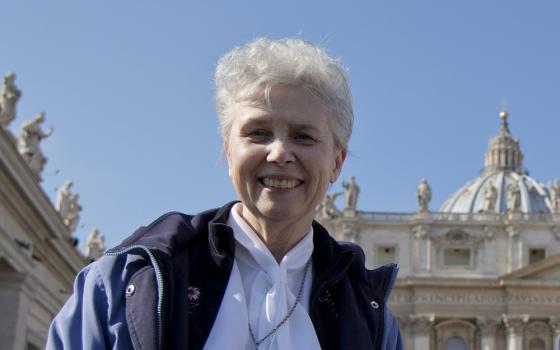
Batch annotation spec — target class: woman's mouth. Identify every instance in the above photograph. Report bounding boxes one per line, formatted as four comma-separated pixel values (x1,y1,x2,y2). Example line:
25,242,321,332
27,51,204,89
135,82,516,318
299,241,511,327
260,177,302,189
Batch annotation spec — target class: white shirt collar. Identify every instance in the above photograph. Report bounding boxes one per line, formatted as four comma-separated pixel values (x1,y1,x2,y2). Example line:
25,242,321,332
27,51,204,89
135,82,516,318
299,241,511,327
204,203,321,350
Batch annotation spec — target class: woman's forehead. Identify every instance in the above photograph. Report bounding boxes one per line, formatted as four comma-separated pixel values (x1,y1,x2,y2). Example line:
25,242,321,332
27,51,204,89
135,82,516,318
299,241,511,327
240,84,328,113
235,111,325,131
232,98,329,129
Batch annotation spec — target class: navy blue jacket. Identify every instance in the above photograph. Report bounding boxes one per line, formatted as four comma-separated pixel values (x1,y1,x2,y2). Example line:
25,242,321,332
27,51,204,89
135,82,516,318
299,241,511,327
47,202,402,349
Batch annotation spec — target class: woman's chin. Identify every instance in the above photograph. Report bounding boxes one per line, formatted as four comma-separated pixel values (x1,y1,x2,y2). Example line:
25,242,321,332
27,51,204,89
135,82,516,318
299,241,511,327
254,202,312,225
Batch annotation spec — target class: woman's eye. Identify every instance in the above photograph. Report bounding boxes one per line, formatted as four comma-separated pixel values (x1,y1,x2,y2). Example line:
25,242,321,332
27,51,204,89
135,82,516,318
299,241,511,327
246,129,270,141
294,133,316,144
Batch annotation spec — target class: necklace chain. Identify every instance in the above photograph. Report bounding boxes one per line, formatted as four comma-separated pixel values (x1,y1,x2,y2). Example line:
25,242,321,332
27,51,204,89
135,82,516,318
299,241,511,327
248,260,311,349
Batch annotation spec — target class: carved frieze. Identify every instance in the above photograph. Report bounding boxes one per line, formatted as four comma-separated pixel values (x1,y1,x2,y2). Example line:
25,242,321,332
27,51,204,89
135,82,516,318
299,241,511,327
506,225,520,238
476,316,500,337
431,229,483,245
410,314,435,335
389,291,560,306
502,314,529,335
412,224,430,239
483,226,496,240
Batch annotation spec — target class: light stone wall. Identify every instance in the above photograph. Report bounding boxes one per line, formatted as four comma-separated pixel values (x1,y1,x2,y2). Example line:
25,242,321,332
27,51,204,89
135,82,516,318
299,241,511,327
0,127,86,349
359,226,411,273
319,212,560,350
519,228,558,265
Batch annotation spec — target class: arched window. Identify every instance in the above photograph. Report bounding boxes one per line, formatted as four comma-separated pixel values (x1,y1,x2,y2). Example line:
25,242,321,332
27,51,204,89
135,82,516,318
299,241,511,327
445,336,467,350
529,338,545,350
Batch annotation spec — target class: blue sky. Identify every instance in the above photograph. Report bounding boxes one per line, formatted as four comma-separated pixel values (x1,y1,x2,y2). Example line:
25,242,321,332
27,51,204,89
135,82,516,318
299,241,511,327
2,1,559,249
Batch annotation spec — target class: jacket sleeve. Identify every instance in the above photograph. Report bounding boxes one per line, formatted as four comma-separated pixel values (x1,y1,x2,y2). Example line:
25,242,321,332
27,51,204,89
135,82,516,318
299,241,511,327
383,307,403,350
45,256,134,350
46,263,111,349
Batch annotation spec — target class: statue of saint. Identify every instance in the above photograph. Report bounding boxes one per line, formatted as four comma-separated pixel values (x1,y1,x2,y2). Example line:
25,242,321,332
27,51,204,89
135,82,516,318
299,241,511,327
507,181,522,212
416,179,432,212
84,228,105,261
341,222,359,242
550,180,560,213
18,112,53,178
482,181,498,212
0,72,22,127
56,181,82,233
317,192,342,219
342,176,360,210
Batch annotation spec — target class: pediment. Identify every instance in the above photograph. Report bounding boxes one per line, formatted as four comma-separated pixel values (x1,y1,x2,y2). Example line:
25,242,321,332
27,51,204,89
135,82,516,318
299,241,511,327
501,254,560,281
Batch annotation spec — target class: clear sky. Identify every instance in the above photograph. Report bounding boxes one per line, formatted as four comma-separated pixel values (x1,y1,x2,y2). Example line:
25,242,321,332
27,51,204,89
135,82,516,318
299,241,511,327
2,1,559,250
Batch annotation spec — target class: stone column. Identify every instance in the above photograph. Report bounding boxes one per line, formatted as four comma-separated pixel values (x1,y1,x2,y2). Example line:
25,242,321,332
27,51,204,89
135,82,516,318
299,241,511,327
506,226,521,273
0,271,32,350
397,317,414,350
503,314,528,350
411,314,434,350
341,221,360,244
477,317,500,350
412,225,431,275
482,226,496,275
549,317,560,350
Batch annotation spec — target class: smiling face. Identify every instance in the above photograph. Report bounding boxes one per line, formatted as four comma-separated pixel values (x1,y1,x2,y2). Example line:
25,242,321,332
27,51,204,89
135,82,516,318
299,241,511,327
225,85,346,233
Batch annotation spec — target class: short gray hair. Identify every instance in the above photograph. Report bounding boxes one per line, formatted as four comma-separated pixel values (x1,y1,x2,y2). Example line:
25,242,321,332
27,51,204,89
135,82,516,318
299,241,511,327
214,38,353,150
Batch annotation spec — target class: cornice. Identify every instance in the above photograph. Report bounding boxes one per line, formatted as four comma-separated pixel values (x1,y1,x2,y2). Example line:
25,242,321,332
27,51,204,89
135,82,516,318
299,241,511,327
0,228,35,273
395,276,501,288
0,127,85,276
499,279,560,288
500,254,560,280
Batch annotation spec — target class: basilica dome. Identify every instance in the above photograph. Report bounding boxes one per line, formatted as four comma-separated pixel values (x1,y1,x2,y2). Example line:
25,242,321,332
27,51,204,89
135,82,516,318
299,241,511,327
440,111,555,214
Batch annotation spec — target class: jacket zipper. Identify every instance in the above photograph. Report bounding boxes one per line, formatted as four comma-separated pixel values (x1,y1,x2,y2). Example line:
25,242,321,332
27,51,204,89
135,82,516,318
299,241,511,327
310,254,355,316
311,256,398,350
105,245,165,349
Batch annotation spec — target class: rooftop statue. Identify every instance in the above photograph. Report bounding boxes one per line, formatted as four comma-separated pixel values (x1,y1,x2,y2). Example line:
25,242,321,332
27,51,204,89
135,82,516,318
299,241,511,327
550,180,560,213
342,176,360,211
56,181,82,233
482,181,498,213
507,181,522,212
18,112,53,179
84,228,105,261
416,179,432,212
0,72,22,127
317,192,343,219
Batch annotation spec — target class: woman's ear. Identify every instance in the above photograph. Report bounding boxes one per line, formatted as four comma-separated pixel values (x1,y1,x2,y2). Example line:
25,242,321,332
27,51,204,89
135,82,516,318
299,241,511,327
224,140,232,177
330,148,347,183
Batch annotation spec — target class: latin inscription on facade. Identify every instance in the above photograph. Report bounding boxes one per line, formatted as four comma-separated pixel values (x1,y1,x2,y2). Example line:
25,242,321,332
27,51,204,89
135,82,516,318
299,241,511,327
389,293,560,306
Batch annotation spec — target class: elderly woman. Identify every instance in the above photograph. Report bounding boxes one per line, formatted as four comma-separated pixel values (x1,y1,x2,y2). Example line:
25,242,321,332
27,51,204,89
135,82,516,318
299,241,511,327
47,38,402,350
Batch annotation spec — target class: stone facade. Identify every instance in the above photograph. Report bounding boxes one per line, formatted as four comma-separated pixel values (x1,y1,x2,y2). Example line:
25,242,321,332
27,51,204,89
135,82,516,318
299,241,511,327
0,126,86,349
0,73,88,350
319,112,560,350
321,213,560,350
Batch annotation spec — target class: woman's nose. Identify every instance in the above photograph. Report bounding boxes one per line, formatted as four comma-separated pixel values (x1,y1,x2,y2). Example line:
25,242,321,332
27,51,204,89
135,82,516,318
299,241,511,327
266,139,295,165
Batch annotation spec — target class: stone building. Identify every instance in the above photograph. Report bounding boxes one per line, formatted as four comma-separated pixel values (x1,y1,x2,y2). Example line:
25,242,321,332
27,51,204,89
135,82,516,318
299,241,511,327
319,111,560,350
0,73,98,350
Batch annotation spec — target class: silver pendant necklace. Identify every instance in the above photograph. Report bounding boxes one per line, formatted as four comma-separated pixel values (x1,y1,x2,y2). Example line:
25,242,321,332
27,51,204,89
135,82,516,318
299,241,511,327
248,260,311,349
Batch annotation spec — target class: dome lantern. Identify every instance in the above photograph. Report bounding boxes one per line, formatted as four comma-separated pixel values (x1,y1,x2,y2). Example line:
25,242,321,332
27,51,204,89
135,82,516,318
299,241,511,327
483,110,524,174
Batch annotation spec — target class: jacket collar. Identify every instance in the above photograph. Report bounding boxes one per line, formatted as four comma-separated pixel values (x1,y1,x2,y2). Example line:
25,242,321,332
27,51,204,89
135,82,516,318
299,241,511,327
112,201,393,297
205,203,361,281
113,201,362,281
111,202,238,261
310,221,358,289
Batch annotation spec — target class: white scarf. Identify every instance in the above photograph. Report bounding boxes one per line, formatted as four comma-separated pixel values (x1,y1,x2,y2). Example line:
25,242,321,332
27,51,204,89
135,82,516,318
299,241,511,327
204,204,321,350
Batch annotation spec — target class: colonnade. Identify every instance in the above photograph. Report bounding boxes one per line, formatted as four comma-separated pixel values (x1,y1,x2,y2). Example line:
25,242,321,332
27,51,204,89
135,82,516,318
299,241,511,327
398,314,560,350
